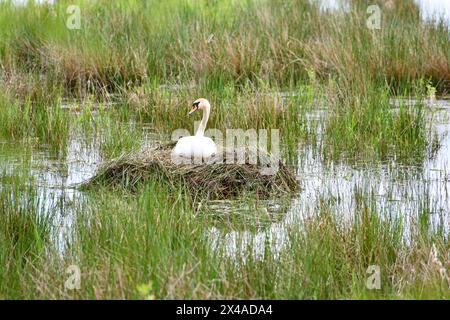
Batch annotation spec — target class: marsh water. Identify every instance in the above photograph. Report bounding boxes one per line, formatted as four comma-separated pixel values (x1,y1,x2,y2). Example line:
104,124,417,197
1,95,449,256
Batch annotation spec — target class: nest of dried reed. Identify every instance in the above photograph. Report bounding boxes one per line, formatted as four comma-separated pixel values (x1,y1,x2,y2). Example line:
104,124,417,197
85,143,299,200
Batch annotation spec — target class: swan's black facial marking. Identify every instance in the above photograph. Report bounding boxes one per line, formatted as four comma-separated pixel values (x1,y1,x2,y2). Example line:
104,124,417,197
188,101,200,115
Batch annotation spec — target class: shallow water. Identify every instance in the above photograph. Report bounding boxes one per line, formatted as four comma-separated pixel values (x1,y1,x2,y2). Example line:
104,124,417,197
210,98,450,258
1,97,448,257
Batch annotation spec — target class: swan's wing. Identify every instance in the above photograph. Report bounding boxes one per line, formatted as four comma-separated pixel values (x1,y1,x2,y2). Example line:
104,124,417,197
173,136,193,156
201,137,217,157
173,136,217,159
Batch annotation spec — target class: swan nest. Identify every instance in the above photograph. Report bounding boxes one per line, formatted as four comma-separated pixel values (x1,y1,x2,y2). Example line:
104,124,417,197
85,143,299,200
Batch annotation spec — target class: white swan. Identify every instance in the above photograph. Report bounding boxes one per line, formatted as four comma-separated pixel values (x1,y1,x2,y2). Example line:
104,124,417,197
172,98,217,159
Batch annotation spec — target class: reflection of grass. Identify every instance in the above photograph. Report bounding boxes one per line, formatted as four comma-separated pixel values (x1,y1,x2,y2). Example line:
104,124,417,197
202,198,291,232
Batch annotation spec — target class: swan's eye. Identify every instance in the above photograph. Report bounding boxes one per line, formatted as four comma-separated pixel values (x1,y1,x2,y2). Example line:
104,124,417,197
192,101,200,108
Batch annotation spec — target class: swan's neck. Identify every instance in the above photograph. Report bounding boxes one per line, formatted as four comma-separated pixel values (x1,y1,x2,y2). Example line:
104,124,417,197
195,106,210,136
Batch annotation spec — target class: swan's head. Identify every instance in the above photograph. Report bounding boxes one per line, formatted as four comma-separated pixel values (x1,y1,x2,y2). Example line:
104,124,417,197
188,98,210,116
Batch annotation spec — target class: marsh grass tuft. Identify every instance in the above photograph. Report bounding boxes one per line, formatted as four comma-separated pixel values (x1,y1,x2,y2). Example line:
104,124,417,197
0,170,54,297
323,84,429,163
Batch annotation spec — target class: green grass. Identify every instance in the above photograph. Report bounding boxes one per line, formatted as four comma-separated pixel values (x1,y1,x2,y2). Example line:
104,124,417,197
0,169,55,298
0,0,448,300
1,0,449,95
323,83,429,163
0,175,447,299
0,90,69,152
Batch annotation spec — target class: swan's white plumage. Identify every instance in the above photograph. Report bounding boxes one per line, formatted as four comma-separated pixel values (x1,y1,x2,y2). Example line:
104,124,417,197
172,98,217,160
173,136,217,158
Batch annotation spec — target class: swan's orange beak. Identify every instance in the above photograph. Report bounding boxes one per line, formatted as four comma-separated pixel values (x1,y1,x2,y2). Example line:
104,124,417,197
188,106,198,116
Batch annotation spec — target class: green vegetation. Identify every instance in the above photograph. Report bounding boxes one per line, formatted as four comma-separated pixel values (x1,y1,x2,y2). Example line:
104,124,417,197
0,177,448,299
0,0,448,299
1,0,449,94
323,83,429,163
